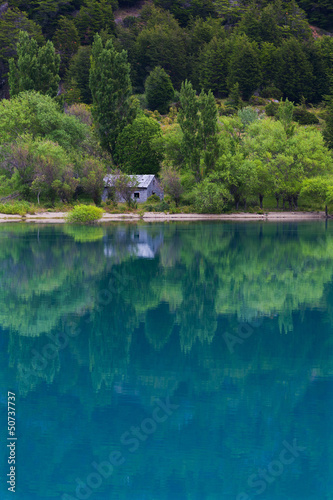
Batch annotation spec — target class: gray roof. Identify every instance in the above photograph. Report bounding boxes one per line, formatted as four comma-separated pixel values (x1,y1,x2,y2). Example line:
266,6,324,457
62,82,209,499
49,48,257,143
104,174,156,189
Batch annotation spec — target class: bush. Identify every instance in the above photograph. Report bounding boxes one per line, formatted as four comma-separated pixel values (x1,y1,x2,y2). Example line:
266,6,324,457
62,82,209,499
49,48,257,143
261,87,283,100
265,102,279,117
293,108,319,125
218,104,237,116
0,201,36,215
66,205,103,223
249,96,267,106
146,194,160,203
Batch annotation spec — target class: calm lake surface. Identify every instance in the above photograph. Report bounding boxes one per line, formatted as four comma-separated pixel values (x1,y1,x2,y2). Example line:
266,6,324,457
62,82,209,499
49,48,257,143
0,222,332,500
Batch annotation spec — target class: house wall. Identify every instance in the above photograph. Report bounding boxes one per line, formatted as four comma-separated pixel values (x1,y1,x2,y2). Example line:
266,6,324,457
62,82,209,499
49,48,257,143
102,177,164,204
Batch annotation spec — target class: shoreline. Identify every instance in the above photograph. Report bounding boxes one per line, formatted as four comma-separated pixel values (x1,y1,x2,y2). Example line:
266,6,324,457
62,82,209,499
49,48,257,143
0,211,328,223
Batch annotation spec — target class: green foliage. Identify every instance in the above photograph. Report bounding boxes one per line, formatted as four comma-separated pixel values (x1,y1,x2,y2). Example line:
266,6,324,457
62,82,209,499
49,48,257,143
135,7,189,89
53,16,79,75
276,37,313,103
277,98,294,135
227,35,262,101
65,46,92,104
293,107,319,125
80,157,106,205
323,97,333,150
238,107,258,127
145,66,174,114
90,34,136,155
9,31,60,98
178,81,219,180
265,101,279,116
0,7,44,64
197,36,228,96
0,201,35,215
228,82,242,110
66,205,104,223
159,164,183,205
0,92,88,150
75,0,116,45
193,174,231,213
298,0,333,31
115,116,162,175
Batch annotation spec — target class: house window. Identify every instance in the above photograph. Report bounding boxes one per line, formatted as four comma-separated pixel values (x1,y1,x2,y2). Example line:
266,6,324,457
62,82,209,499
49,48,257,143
152,191,155,195
134,192,140,199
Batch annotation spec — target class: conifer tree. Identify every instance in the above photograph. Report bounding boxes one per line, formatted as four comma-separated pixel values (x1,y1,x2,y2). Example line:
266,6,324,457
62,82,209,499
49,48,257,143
53,16,79,75
227,35,262,101
89,34,136,156
145,66,174,114
9,31,60,97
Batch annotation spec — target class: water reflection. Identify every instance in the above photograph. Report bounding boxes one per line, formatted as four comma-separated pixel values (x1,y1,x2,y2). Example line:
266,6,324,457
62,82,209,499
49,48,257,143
0,222,332,499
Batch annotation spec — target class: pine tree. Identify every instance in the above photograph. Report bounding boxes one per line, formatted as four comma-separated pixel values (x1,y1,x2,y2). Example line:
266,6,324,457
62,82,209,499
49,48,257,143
89,34,136,156
53,16,79,76
227,35,262,101
9,31,60,97
145,66,174,114
276,37,314,103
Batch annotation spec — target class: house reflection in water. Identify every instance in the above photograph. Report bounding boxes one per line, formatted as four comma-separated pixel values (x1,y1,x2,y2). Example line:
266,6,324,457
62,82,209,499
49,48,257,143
104,227,163,259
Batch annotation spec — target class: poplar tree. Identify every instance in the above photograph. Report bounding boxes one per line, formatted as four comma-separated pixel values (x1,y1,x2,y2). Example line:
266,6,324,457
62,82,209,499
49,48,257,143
89,34,136,156
178,80,219,180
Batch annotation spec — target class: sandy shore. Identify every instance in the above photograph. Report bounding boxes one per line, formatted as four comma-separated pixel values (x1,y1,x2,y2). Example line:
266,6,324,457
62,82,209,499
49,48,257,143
0,211,327,223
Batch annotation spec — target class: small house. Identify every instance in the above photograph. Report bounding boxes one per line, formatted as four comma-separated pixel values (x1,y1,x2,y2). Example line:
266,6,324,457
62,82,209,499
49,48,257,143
102,174,164,203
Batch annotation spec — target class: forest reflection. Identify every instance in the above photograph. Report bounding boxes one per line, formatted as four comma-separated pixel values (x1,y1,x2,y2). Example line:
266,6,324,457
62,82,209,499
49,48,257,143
0,222,332,499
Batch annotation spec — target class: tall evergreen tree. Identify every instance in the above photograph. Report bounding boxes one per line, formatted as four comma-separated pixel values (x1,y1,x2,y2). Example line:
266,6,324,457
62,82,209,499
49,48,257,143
145,66,174,114
53,16,79,76
227,35,262,101
276,37,313,102
89,34,136,156
9,31,60,97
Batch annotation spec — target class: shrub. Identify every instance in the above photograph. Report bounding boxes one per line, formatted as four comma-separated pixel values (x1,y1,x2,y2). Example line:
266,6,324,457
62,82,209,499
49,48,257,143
293,108,319,125
146,194,160,203
66,205,103,223
249,96,267,106
265,102,279,117
0,201,35,215
261,86,283,100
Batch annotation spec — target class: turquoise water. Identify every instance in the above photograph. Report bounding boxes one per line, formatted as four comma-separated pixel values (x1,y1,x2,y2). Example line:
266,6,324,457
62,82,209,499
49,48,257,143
0,222,332,500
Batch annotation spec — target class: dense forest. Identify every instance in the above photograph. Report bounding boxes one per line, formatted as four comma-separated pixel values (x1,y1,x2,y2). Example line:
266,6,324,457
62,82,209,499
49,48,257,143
1,0,333,213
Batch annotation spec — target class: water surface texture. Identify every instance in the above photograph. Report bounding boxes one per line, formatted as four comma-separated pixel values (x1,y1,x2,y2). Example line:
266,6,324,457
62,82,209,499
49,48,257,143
0,222,332,500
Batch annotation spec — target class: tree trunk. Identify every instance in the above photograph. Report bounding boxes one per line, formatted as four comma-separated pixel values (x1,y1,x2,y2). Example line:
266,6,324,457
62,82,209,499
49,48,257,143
37,191,40,205
275,195,279,209
244,199,246,210
259,194,263,209
293,195,298,210
325,204,328,218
